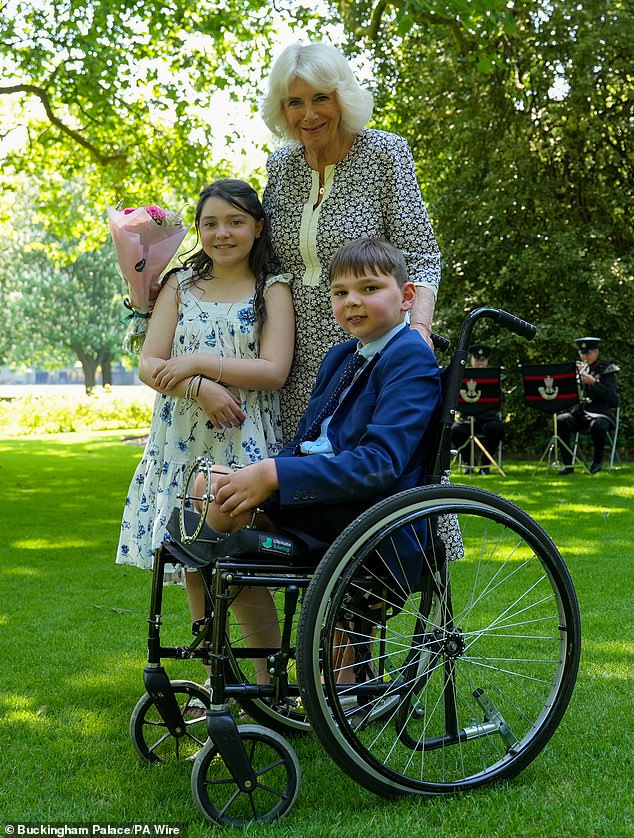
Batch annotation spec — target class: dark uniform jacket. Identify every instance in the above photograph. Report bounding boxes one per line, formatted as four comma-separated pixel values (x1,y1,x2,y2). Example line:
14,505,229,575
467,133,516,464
576,360,619,425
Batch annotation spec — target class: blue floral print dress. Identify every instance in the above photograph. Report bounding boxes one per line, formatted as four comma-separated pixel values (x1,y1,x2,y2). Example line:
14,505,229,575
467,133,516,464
115,270,292,579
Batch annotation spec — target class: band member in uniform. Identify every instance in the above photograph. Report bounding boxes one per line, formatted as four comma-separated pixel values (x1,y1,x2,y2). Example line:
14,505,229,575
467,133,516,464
556,337,619,474
451,344,505,475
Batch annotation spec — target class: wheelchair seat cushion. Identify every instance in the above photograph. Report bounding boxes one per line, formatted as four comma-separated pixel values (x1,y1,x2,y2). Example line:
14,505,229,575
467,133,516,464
164,508,327,568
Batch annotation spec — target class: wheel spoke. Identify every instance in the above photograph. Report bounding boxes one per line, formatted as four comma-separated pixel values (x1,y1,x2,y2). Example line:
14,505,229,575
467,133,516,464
129,681,210,764
298,485,580,797
191,725,300,826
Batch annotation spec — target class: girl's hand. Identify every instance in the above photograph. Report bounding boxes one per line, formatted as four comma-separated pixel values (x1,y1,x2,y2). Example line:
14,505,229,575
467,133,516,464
153,355,201,390
197,378,246,429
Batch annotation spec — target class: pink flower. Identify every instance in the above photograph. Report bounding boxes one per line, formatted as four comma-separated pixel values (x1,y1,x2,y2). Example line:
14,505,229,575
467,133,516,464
145,205,166,223
122,205,170,224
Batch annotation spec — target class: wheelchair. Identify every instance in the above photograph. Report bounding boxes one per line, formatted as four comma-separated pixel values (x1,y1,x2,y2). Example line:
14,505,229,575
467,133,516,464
128,307,581,827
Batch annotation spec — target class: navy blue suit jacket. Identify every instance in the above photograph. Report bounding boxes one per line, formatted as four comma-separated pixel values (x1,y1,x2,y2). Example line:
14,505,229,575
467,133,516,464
274,325,441,509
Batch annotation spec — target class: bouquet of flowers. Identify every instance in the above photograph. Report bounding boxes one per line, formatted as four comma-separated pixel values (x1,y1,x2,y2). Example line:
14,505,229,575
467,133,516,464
107,203,189,353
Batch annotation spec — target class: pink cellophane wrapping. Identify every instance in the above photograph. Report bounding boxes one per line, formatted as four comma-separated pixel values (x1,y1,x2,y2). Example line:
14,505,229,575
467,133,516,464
107,205,189,313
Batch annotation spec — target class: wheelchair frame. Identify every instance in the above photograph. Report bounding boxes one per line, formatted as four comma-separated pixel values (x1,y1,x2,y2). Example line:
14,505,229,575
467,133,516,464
128,307,581,826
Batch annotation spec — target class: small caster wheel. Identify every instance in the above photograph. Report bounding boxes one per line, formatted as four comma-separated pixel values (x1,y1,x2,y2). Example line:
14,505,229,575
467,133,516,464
191,724,301,825
129,679,209,763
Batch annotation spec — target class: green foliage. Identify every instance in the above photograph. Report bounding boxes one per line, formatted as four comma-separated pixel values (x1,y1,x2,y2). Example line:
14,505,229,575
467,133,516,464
0,0,280,248
356,0,634,452
3,235,130,387
0,390,153,435
337,0,517,54
7,244,123,356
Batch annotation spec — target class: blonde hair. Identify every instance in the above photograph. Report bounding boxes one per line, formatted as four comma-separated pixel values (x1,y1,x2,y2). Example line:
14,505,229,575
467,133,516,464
260,41,374,142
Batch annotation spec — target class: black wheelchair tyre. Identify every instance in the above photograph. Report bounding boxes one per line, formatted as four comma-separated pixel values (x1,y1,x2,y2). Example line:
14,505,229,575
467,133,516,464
191,724,301,826
129,679,210,763
296,484,581,798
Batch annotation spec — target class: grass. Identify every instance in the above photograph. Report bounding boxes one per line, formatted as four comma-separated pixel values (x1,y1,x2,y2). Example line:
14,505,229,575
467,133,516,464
0,432,632,837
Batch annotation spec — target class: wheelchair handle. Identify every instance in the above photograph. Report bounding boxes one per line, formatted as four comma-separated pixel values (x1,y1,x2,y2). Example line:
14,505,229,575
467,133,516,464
427,312,534,357
456,307,537,352
494,309,537,342
431,306,537,479
431,331,450,352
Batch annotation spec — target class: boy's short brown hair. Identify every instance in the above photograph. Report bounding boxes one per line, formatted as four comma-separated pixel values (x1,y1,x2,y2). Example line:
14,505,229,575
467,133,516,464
329,238,409,287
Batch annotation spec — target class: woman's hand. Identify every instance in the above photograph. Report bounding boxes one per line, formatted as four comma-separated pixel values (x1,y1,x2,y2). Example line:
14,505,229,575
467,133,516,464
409,286,436,350
197,378,246,429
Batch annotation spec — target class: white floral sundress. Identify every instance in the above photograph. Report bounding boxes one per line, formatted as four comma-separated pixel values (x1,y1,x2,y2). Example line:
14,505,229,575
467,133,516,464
115,270,291,578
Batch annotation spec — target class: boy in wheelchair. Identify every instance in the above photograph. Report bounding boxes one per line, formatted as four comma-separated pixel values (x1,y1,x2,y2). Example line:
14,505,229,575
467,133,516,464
192,237,442,679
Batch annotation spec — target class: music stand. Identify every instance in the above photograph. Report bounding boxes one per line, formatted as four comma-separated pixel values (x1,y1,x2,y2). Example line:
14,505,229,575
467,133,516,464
454,367,505,476
521,363,590,474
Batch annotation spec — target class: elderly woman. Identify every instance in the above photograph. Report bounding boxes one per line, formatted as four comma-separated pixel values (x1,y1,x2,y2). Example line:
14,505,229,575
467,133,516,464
260,40,441,438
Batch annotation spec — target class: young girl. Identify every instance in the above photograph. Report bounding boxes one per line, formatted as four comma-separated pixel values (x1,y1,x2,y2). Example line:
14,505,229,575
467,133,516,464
116,180,294,677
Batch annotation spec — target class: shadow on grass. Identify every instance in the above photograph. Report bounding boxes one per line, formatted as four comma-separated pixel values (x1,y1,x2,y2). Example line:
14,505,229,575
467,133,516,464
1,435,632,834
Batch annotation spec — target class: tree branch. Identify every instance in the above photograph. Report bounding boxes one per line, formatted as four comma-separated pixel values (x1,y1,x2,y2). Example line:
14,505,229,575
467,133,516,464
368,0,391,41
338,0,473,52
0,83,127,167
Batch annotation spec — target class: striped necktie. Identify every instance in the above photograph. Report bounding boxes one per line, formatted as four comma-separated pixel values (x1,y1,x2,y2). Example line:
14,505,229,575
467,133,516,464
298,351,366,444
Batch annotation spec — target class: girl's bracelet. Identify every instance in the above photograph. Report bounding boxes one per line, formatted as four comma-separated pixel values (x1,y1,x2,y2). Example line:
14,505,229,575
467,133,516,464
214,355,224,383
184,375,197,401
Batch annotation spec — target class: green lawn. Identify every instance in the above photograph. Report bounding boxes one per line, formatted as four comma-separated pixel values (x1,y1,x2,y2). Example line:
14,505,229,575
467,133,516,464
0,432,632,837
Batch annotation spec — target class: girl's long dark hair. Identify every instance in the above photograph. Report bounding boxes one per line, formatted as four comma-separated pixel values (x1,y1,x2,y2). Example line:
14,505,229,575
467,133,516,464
165,179,272,337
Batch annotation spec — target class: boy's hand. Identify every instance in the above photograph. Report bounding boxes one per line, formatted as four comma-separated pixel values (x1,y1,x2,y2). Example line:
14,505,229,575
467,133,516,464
197,379,246,429
153,355,201,390
214,460,279,517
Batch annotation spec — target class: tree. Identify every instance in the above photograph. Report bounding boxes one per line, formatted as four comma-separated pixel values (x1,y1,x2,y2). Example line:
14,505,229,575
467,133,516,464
5,240,130,390
1,172,134,388
0,0,290,250
342,0,633,452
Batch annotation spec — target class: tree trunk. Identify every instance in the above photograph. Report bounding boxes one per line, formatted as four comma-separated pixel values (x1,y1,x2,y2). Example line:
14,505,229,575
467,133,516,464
82,360,98,392
75,347,99,393
100,352,113,387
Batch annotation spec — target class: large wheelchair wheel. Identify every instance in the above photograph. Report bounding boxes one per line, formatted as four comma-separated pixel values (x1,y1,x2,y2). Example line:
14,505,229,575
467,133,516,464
297,484,581,798
191,724,301,826
130,679,209,763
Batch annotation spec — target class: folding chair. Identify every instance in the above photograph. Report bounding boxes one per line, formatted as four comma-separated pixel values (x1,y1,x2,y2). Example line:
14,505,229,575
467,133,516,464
572,401,621,470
